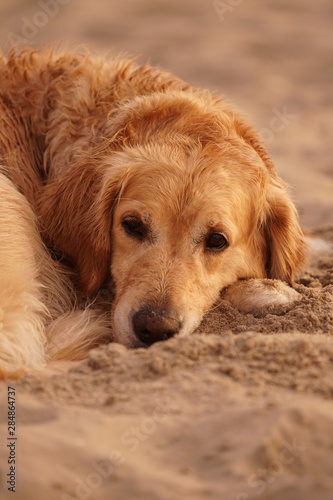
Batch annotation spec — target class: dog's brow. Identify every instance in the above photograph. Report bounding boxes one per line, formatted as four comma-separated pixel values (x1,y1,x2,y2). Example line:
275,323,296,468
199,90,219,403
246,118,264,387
193,221,231,244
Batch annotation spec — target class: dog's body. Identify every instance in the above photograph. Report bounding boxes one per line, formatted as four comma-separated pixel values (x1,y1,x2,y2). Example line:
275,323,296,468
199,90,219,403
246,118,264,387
0,48,305,378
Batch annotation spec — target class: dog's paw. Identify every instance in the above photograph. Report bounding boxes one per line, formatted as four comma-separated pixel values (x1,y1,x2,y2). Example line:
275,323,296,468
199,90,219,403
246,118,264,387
221,278,300,314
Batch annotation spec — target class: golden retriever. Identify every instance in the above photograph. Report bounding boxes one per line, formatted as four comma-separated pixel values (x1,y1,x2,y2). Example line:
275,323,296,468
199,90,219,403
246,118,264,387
0,47,305,378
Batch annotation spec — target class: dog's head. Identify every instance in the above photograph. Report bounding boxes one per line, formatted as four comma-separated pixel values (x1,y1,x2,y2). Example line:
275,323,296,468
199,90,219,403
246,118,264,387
39,91,305,346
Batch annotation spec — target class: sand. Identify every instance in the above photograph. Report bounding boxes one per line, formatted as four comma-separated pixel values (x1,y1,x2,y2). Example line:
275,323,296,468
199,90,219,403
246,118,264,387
0,1,332,499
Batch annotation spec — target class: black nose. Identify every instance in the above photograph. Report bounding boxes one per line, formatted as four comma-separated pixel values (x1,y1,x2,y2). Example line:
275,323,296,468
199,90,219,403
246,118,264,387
132,308,181,345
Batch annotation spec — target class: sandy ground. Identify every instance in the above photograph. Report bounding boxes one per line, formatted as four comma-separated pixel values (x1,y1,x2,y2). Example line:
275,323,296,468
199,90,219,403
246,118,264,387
0,1,332,499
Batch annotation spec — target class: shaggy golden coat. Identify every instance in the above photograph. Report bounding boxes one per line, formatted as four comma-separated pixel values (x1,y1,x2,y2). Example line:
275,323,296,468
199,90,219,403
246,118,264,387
0,47,305,378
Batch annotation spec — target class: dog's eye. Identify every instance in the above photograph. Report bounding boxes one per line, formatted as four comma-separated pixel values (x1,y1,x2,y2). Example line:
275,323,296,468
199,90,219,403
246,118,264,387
205,233,228,252
122,217,147,240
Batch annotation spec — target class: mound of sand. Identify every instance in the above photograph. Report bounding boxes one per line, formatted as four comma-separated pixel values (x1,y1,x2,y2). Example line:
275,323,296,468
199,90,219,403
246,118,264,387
0,227,332,500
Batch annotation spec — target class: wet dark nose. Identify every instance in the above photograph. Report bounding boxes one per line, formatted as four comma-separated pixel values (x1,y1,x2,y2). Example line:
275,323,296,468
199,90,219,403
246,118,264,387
132,308,181,345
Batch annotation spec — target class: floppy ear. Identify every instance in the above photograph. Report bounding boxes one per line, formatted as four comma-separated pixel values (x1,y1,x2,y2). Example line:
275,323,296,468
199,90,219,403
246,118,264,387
233,117,305,285
37,160,121,296
261,178,305,285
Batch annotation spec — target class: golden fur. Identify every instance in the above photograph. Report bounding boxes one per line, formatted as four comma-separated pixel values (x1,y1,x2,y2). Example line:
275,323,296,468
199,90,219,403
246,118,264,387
0,47,305,378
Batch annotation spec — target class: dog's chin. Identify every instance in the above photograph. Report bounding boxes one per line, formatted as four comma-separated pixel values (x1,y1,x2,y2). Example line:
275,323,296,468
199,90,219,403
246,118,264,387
112,300,137,347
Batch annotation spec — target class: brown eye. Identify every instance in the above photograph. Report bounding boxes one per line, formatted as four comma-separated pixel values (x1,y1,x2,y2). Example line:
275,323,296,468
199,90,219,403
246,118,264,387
205,233,228,252
122,217,147,241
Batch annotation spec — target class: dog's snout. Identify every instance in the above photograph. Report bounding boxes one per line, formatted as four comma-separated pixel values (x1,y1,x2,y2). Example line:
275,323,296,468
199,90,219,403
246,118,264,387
132,308,181,345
